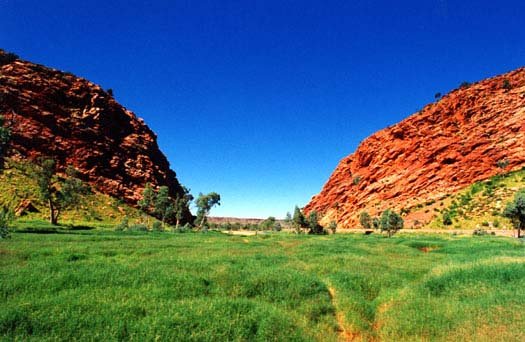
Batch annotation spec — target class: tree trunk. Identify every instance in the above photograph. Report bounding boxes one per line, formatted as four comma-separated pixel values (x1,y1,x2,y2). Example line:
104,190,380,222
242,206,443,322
49,199,58,225
175,218,180,230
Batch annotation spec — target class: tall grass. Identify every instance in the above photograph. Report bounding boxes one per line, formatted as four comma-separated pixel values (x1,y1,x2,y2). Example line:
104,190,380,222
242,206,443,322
1,231,524,341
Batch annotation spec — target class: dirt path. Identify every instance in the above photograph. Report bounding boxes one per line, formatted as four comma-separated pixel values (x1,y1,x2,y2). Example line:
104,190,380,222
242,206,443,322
328,286,362,342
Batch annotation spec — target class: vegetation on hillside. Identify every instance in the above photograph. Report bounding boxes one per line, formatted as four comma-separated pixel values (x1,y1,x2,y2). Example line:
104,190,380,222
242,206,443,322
0,159,144,230
427,167,525,230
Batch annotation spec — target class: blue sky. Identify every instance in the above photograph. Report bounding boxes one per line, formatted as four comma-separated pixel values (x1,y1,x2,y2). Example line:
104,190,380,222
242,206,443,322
1,1,524,218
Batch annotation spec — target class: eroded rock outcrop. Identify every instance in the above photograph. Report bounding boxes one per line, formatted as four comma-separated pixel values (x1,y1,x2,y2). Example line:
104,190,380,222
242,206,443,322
0,50,191,222
305,67,525,228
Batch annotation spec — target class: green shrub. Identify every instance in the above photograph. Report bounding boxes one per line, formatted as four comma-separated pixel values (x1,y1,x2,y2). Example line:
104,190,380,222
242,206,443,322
359,212,371,229
328,221,337,234
128,223,148,232
442,211,453,226
152,221,163,232
114,217,129,231
459,81,471,89
0,207,13,239
0,51,19,66
502,79,512,90
473,229,488,236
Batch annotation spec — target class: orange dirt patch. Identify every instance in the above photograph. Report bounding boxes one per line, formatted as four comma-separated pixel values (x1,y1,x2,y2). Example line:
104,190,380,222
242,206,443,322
418,246,439,253
328,286,363,341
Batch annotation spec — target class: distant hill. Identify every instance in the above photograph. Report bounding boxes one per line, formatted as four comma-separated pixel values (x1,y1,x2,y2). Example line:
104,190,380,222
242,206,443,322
306,67,525,228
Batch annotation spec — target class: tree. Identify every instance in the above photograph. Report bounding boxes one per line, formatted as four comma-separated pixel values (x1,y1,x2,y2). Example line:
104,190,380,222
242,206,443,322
292,206,307,233
328,221,337,234
0,114,11,172
174,186,193,230
359,211,371,229
273,221,282,232
195,192,221,229
380,209,403,237
138,183,155,226
503,190,525,238
372,217,380,230
307,210,325,235
154,186,174,229
260,216,276,231
0,206,13,239
0,50,18,66
434,92,442,100
34,159,90,225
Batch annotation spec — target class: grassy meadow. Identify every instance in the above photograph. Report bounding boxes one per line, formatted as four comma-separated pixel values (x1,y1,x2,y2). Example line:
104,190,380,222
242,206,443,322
1,230,524,341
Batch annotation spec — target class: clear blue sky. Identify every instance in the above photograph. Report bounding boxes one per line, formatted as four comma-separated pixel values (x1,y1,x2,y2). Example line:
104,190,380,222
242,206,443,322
1,1,524,218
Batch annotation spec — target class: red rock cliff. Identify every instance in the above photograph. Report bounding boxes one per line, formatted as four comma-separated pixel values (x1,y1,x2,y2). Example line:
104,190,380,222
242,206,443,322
0,50,191,221
305,67,525,228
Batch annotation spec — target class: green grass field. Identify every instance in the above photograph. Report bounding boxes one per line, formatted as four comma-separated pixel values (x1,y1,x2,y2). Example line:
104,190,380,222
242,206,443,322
1,231,524,341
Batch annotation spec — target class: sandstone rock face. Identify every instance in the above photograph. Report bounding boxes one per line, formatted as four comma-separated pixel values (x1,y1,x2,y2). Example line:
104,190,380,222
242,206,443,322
305,67,525,228
0,51,191,221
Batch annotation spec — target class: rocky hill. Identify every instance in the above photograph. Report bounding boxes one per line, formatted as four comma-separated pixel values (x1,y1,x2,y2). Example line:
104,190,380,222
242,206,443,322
0,50,191,222
305,67,525,228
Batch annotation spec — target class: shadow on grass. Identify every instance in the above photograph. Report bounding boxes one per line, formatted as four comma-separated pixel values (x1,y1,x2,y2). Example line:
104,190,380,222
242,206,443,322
14,222,95,234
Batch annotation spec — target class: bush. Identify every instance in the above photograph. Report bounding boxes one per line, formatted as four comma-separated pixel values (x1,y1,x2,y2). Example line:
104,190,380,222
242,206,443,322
442,211,453,226
493,219,500,228
114,217,129,231
459,81,471,89
152,221,163,232
359,212,371,229
0,51,19,66
273,222,282,232
328,221,337,234
0,207,13,239
174,223,192,233
502,79,512,90
481,221,489,227
372,217,380,229
473,229,488,236
307,211,325,235
128,223,148,232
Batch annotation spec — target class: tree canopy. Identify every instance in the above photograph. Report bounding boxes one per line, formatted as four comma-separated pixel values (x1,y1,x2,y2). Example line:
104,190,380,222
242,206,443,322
503,189,525,238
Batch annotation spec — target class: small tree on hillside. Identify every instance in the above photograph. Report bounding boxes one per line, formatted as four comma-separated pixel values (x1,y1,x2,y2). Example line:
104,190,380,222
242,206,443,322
0,114,11,172
34,159,90,225
195,192,221,229
503,190,525,238
380,209,403,237
359,211,372,229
